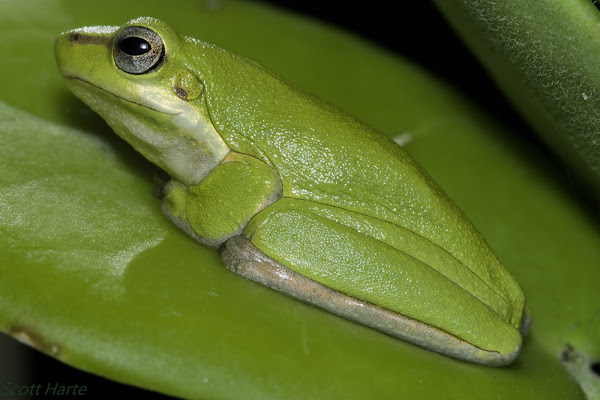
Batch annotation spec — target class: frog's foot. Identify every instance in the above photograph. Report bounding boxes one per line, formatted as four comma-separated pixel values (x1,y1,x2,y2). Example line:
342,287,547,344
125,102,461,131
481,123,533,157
160,178,225,249
520,305,533,336
220,235,517,367
152,168,172,199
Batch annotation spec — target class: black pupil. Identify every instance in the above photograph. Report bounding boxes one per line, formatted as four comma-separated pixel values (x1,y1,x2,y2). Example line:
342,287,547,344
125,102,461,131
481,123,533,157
119,37,151,56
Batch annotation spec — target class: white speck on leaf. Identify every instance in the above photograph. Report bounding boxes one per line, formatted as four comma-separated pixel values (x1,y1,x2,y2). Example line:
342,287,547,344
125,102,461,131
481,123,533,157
393,133,413,147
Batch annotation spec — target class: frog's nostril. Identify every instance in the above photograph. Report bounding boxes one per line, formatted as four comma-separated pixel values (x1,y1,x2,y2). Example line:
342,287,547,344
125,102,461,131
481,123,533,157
71,32,80,43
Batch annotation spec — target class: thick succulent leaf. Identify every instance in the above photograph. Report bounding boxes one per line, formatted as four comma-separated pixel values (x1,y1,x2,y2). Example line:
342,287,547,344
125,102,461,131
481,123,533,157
1,0,598,399
432,0,600,194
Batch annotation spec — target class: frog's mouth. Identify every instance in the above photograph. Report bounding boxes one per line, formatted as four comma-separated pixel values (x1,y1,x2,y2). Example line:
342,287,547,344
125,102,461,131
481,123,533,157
64,76,181,116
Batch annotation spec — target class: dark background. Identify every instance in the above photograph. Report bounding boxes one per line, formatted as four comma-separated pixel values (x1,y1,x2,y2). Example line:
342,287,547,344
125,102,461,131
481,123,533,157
1,2,530,399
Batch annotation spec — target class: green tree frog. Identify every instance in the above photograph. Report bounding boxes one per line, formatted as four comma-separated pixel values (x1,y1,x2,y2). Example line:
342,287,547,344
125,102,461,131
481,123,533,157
55,17,531,366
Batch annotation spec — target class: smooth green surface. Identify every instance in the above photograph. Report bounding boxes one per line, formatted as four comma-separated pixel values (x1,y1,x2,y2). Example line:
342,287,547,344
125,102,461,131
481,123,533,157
433,0,600,194
55,16,526,364
0,0,598,399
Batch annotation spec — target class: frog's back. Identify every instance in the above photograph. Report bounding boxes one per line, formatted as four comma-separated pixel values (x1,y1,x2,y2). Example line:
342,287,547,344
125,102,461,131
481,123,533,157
186,38,525,330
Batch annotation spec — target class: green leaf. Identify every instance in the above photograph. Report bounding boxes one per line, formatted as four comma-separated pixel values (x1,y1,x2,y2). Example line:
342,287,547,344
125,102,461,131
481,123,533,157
432,0,600,194
1,0,597,399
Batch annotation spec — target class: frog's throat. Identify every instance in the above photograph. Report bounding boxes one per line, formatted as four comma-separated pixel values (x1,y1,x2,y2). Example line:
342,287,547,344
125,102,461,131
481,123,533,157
65,76,230,187
64,76,180,116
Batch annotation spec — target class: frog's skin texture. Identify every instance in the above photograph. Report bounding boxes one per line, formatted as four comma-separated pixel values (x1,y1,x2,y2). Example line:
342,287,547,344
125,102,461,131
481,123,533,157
55,17,530,366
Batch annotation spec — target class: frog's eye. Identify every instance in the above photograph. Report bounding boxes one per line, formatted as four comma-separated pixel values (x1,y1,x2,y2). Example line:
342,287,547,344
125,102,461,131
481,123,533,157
114,26,164,75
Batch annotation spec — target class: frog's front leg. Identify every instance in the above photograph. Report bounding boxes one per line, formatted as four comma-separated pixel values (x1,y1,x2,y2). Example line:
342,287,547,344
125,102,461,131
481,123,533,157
161,152,282,248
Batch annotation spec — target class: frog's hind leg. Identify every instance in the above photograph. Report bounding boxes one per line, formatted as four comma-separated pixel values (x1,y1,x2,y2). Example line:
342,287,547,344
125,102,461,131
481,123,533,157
220,199,520,366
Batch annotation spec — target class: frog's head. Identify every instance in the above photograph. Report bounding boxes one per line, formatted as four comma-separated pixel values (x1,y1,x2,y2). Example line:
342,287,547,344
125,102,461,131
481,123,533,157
55,17,229,186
